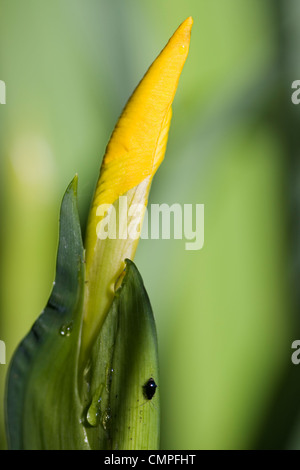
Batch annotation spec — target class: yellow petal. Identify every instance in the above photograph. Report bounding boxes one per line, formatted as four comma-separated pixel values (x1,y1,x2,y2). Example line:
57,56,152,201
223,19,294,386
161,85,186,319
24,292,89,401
97,16,192,202
81,17,193,359
85,16,193,257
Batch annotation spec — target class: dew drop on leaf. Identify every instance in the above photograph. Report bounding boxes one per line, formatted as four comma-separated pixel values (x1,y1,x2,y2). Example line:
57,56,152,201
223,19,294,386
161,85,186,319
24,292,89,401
102,408,111,431
59,321,73,337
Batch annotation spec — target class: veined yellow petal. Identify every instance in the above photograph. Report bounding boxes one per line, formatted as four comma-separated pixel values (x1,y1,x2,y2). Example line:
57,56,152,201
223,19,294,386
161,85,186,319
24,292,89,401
81,17,193,360
85,16,193,257
97,16,191,202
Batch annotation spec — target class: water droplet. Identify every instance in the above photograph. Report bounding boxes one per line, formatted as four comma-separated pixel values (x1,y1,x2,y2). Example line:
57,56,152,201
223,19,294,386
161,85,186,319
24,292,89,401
86,403,100,427
102,408,111,431
59,321,73,337
86,384,104,427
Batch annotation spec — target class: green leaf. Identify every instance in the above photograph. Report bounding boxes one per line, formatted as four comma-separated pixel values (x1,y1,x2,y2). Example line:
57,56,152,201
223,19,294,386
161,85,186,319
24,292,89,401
5,177,159,450
84,259,160,450
5,175,87,450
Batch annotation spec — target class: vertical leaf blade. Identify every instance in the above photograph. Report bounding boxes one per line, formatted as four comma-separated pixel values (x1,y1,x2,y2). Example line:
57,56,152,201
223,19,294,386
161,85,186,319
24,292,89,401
5,176,87,450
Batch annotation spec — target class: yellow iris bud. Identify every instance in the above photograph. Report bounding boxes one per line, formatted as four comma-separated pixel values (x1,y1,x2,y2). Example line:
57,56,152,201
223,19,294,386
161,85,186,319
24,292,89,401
81,17,193,358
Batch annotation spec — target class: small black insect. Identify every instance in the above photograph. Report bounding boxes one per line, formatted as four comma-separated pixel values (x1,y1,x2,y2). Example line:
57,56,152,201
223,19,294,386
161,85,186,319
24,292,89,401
143,377,157,400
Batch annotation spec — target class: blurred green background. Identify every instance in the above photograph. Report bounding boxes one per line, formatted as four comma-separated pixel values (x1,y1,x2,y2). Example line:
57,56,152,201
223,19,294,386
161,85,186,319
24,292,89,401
1,0,300,450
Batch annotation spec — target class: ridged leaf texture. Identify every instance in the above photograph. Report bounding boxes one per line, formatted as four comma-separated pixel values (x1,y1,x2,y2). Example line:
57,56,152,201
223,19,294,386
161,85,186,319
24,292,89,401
5,177,159,450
